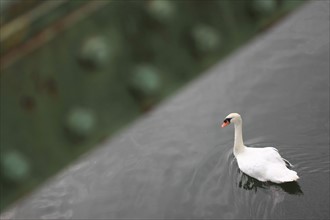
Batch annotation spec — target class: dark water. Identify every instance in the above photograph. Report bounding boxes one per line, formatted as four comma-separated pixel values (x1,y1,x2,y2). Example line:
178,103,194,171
1,1,329,219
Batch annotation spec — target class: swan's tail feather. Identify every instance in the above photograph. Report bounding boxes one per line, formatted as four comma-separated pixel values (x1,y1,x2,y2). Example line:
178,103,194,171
276,170,299,183
268,166,299,183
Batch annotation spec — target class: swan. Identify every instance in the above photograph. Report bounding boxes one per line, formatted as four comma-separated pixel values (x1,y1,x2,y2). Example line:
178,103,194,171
221,113,299,183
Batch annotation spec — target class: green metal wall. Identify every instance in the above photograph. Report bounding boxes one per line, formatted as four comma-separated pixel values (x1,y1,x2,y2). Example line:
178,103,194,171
0,0,304,212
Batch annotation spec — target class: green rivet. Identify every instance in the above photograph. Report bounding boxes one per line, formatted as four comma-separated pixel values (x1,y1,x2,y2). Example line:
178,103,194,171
192,25,221,52
1,151,30,182
130,65,161,96
147,0,175,22
66,108,96,137
252,0,276,14
79,36,109,69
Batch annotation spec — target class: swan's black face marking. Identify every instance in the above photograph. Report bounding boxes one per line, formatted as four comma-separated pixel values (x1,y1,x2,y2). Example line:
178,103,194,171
221,117,232,128
223,118,232,123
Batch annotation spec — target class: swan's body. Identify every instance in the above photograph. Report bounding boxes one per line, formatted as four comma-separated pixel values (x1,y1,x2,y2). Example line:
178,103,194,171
222,113,299,183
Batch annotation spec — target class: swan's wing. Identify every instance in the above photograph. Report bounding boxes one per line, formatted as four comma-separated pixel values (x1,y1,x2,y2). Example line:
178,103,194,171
256,147,298,182
263,147,292,167
236,147,298,183
282,157,293,168
236,154,268,182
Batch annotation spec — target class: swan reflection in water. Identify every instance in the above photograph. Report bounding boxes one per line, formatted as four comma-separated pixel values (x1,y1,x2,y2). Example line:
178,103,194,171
237,170,303,195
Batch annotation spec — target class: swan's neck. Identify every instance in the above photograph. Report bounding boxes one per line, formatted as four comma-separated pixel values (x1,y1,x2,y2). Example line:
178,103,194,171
234,122,245,155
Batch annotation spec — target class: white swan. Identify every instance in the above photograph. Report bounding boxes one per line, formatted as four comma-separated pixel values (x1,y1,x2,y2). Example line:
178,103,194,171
221,113,299,183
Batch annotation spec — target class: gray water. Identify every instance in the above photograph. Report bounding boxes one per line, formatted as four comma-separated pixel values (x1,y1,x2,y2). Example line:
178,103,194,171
1,1,329,219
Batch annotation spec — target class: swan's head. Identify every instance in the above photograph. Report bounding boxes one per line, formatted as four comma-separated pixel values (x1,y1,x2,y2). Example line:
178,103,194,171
221,113,241,128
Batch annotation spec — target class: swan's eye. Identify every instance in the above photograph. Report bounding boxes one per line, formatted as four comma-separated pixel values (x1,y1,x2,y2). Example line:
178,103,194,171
224,118,232,123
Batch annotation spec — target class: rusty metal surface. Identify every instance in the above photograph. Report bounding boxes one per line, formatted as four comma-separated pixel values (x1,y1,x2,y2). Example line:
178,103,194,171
0,1,110,70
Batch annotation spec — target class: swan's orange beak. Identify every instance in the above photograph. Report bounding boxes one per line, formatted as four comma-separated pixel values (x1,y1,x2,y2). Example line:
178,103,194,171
221,121,230,128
